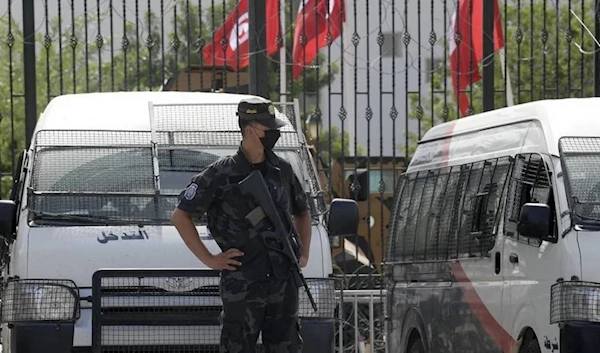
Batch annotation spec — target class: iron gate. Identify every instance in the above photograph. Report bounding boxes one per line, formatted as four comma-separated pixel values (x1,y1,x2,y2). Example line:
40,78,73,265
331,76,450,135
1,4,600,349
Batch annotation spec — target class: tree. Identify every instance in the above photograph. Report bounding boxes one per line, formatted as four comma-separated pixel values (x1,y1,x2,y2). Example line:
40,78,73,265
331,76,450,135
0,17,25,199
402,0,596,158
315,126,366,161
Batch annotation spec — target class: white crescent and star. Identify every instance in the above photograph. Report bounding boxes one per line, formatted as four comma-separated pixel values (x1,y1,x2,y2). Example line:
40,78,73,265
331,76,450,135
298,0,336,19
229,11,249,51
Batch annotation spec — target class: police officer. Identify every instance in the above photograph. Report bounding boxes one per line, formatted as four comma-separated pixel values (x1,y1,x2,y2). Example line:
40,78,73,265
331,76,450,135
171,97,312,353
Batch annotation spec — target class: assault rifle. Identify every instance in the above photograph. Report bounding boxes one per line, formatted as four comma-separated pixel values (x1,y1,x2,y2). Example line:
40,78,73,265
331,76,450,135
238,170,318,312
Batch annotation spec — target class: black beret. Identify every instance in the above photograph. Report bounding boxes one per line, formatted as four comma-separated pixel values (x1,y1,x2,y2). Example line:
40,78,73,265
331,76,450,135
237,97,287,129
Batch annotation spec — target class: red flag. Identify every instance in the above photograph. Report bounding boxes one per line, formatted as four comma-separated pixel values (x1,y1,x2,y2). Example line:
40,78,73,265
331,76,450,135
202,0,281,70
292,0,345,80
449,0,504,117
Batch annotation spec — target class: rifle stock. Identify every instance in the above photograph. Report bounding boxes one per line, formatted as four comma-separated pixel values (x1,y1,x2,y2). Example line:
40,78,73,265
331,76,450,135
238,170,318,312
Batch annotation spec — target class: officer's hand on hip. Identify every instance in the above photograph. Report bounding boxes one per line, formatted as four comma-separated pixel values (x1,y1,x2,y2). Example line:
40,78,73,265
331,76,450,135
206,248,244,271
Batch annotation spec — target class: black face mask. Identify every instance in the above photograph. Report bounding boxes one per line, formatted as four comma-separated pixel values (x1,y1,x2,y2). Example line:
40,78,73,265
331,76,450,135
260,130,280,150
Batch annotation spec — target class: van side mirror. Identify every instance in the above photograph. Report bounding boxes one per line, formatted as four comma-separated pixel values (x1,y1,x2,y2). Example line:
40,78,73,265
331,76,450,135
0,200,17,238
518,203,552,241
327,198,359,237
347,170,369,202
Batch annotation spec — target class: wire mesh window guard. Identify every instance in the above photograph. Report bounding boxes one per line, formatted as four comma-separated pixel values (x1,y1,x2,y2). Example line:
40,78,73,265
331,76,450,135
0,278,81,323
386,156,513,263
26,102,326,225
550,281,600,324
151,101,326,217
559,137,600,224
151,102,301,147
503,153,555,246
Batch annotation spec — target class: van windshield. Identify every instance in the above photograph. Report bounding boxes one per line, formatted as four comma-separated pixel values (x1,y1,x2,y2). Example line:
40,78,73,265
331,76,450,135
28,146,307,225
559,137,600,224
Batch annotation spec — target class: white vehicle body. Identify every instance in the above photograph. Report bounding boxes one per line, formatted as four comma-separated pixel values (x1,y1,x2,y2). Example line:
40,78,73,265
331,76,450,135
0,91,357,353
385,97,600,353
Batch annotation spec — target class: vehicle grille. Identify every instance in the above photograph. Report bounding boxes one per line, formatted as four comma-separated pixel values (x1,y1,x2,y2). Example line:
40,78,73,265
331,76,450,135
91,269,266,352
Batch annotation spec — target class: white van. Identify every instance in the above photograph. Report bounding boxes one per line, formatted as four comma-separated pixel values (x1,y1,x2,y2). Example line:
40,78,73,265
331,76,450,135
384,97,600,353
0,91,358,353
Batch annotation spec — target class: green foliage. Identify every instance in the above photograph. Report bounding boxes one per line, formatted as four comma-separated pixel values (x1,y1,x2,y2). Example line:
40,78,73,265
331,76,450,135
0,17,25,200
315,126,366,161
402,0,596,158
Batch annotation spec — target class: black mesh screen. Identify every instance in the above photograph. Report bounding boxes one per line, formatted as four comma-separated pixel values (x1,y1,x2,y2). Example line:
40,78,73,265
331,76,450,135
386,156,512,263
559,137,600,222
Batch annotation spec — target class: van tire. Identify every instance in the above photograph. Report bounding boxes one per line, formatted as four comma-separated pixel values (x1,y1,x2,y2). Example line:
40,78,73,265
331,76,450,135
407,337,425,353
520,334,541,353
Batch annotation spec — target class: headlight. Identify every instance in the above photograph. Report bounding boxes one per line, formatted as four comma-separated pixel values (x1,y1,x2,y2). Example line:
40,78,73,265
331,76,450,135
550,281,600,324
298,278,338,319
1,279,80,323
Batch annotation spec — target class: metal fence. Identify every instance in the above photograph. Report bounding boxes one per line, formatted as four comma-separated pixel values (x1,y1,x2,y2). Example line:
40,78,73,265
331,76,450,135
1,0,600,325
336,289,387,353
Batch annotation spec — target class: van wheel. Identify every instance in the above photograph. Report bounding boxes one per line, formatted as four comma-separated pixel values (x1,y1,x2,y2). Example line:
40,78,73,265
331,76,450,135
408,337,425,353
520,336,541,353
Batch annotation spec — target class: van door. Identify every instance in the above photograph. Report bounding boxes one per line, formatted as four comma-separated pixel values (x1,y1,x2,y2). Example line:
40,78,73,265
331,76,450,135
502,153,561,351
448,156,513,353
386,156,513,353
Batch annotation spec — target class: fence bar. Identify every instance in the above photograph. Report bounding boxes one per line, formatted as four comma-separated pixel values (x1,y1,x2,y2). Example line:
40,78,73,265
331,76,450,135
596,0,600,96
23,0,37,147
482,0,495,112
354,296,359,353
249,0,268,98
369,294,374,350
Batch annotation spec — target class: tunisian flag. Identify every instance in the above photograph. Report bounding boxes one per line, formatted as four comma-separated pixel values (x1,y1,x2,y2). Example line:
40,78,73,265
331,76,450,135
202,0,281,69
449,0,504,117
292,0,345,80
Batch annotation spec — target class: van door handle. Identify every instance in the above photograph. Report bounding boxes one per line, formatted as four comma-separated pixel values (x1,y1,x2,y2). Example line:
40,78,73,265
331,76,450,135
494,252,500,274
509,253,519,264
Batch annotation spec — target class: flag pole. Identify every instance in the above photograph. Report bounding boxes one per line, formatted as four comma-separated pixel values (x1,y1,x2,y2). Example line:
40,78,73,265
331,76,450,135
498,1,514,107
342,1,355,156
279,0,287,103
498,47,515,106
249,0,268,98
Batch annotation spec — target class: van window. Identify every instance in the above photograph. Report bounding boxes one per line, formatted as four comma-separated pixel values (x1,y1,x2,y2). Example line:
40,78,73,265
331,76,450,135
28,145,308,225
503,153,555,245
559,137,600,224
387,156,513,263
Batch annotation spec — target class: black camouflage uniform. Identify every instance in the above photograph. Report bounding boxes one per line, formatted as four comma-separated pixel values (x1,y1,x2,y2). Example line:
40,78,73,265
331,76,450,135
176,98,309,353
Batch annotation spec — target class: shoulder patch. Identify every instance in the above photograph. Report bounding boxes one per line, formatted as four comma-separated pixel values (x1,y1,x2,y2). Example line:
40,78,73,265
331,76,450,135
184,183,198,200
